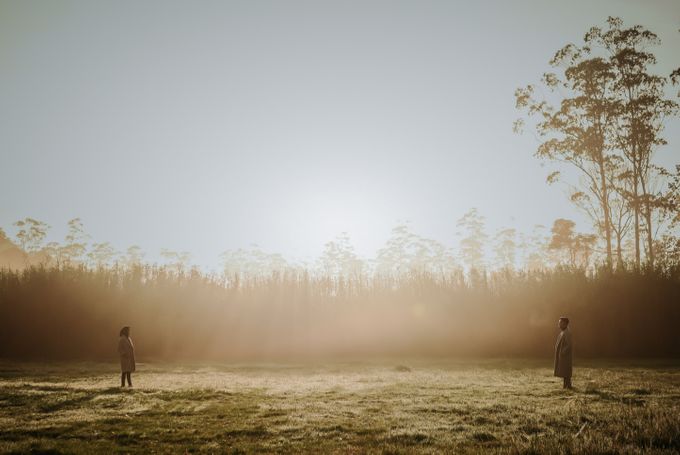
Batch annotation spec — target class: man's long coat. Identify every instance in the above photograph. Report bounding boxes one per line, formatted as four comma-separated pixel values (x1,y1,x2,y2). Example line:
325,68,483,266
554,328,572,378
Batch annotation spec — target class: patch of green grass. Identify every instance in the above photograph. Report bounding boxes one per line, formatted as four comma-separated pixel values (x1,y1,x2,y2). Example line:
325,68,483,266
0,359,678,453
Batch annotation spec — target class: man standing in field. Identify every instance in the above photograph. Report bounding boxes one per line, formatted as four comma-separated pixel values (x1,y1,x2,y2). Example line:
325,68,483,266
554,316,572,389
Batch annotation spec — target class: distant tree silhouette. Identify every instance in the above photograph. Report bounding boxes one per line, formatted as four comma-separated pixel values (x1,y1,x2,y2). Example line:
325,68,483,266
319,232,363,278
12,218,49,256
548,219,597,268
62,218,89,265
456,208,487,271
518,224,551,271
220,245,287,280
374,223,456,277
124,245,145,266
493,228,517,270
88,242,118,267
160,249,192,273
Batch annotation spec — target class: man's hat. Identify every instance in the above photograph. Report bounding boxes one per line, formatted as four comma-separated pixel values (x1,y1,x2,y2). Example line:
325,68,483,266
559,316,569,323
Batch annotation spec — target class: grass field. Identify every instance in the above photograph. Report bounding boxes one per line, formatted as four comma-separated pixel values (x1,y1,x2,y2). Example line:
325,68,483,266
0,359,679,454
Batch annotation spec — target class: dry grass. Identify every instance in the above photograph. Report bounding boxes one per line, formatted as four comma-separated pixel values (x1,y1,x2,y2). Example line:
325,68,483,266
0,359,679,454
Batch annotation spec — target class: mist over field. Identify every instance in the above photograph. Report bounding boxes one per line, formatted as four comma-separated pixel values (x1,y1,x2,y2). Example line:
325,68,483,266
1,262,679,361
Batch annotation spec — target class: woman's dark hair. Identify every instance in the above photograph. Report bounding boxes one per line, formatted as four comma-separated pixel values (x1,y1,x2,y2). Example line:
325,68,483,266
119,326,130,337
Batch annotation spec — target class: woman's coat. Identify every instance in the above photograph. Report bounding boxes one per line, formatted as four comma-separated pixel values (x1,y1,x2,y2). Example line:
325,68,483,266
554,328,572,378
118,335,136,373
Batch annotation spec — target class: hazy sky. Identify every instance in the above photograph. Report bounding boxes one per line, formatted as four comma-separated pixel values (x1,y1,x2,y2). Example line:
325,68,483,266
1,0,679,270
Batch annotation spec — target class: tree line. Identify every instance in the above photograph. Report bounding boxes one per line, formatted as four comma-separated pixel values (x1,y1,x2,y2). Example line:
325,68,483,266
3,207,678,280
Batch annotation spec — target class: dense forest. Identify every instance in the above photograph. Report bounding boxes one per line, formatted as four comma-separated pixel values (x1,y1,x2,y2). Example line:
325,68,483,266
1,17,679,361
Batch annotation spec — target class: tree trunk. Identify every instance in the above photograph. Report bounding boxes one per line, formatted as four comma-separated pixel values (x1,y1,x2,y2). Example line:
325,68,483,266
645,207,654,268
627,88,641,271
640,178,655,268
598,158,613,270
633,158,641,270
616,231,624,269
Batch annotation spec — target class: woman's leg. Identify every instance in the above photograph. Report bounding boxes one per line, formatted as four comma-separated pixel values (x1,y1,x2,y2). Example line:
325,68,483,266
126,372,132,387
121,373,126,387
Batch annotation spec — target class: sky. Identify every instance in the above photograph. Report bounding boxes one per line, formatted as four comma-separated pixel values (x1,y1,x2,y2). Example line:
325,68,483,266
1,0,679,271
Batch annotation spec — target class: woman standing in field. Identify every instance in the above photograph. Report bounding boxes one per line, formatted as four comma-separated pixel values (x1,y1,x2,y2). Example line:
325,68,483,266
554,317,572,389
118,326,135,387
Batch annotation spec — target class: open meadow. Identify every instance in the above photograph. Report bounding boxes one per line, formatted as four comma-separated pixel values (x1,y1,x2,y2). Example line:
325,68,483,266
1,359,679,454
